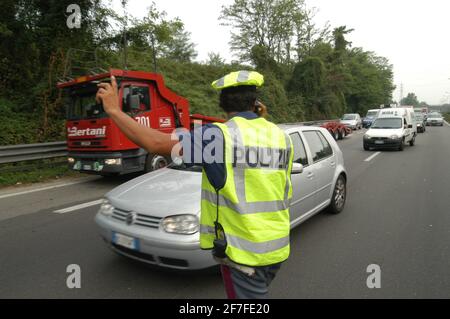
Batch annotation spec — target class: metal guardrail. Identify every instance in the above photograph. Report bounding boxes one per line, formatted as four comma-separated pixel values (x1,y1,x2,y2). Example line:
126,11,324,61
0,142,67,164
283,119,340,126
0,119,342,165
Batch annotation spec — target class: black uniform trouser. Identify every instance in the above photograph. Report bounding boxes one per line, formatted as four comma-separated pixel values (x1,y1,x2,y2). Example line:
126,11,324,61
220,263,282,299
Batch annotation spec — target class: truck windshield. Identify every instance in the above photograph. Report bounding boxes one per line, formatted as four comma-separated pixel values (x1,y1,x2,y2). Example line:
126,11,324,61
366,111,378,117
67,89,107,121
371,118,402,129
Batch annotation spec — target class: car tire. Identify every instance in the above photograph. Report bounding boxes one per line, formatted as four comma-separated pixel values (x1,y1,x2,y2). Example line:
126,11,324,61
363,144,369,151
338,130,344,140
409,136,415,146
327,175,346,214
398,140,404,151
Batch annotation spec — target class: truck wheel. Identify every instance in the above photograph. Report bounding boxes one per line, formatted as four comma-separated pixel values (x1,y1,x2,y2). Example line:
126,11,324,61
145,154,169,172
333,130,339,141
327,175,346,214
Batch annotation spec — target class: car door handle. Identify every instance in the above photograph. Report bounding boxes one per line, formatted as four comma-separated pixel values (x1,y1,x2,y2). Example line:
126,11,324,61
330,161,336,167
307,172,314,179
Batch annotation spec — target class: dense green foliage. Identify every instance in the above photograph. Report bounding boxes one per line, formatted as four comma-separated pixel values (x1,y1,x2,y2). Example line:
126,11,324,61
1,0,396,146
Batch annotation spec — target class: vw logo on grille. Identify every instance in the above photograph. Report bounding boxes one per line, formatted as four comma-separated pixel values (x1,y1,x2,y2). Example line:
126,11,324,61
125,211,137,226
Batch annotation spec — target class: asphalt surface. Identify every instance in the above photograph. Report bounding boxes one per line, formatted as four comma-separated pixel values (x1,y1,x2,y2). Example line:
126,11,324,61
0,125,449,298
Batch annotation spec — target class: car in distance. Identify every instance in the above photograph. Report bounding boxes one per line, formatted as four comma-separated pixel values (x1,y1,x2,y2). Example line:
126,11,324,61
340,113,362,130
95,126,348,270
363,107,417,151
362,109,380,128
415,113,426,133
426,112,444,126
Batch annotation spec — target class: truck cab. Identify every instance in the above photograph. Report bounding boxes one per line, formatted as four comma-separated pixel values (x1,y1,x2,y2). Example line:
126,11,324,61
363,107,417,151
58,69,221,175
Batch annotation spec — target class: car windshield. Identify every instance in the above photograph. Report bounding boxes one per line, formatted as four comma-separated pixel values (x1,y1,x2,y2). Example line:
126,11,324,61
342,114,356,120
415,115,424,120
371,118,402,129
428,113,441,119
366,111,378,117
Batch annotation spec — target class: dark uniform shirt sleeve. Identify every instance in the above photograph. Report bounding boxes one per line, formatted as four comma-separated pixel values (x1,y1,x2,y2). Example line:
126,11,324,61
177,124,226,190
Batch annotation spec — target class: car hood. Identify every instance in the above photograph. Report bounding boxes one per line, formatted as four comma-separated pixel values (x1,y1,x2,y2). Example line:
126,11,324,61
366,128,403,137
106,168,202,217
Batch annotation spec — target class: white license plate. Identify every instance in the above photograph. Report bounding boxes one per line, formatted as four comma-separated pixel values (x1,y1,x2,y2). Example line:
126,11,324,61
113,232,138,250
83,164,92,170
375,140,384,144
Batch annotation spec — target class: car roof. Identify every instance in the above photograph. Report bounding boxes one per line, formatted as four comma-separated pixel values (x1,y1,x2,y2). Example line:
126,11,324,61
278,124,329,135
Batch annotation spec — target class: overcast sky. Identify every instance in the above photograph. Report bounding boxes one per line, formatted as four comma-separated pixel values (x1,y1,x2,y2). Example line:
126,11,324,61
114,0,450,105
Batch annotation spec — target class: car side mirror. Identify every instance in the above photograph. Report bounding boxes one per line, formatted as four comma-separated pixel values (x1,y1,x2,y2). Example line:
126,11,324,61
129,94,141,111
291,163,304,174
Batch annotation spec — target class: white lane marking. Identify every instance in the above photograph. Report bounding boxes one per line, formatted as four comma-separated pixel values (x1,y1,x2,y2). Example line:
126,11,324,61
0,178,96,200
364,152,381,162
53,199,103,214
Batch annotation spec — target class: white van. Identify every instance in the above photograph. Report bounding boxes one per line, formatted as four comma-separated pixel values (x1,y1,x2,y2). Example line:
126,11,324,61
363,107,417,151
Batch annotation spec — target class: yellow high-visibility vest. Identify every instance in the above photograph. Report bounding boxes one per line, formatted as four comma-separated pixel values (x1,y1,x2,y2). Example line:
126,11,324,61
200,116,293,266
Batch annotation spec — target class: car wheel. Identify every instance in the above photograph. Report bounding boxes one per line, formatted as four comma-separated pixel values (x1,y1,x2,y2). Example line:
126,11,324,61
398,140,404,151
327,175,346,214
409,136,415,146
363,144,369,151
338,130,344,140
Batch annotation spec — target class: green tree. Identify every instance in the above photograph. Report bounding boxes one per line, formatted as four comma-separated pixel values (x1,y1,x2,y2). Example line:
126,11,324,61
401,93,420,107
220,0,305,64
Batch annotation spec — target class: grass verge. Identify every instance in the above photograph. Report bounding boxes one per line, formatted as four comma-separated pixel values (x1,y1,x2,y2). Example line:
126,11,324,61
443,113,450,124
0,159,86,188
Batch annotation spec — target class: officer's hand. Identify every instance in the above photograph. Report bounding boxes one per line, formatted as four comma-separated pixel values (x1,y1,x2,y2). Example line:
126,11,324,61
96,76,120,116
255,101,268,118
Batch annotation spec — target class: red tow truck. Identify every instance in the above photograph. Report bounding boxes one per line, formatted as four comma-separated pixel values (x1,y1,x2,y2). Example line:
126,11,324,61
57,69,224,175
320,121,352,141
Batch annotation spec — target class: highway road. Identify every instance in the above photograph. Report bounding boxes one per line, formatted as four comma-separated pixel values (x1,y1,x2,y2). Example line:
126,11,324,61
0,125,449,298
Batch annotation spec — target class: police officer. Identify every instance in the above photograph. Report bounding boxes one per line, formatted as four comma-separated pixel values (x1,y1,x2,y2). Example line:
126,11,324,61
96,71,294,299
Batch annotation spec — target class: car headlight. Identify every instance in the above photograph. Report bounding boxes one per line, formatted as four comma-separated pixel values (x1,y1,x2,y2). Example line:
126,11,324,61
162,214,199,235
99,199,114,216
67,157,75,164
104,158,122,165
390,135,399,140
364,134,371,139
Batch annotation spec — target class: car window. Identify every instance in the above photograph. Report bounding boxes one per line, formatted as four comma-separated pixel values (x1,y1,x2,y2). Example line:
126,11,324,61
289,132,308,166
303,131,333,162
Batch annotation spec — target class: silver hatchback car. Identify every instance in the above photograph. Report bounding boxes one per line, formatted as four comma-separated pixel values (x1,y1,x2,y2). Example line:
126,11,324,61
95,126,347,270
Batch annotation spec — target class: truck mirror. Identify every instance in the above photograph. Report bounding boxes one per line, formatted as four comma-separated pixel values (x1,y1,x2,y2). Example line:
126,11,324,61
408,124,413,128
129,94,141,111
